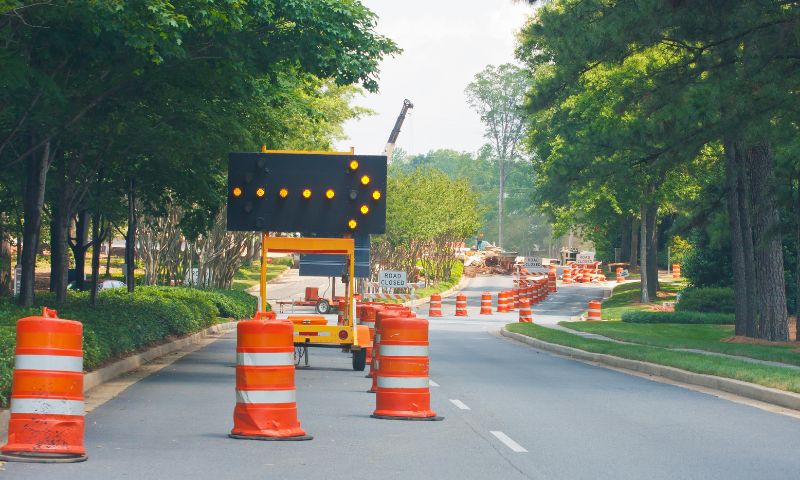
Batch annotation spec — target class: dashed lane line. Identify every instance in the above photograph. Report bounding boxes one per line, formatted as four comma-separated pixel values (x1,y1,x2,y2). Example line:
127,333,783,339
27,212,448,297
429,379,440,387
449,399,471,410
490,431,528,453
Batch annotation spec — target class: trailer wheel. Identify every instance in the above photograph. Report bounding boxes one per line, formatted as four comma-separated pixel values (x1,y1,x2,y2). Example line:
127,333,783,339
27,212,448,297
352,348,367,371
315,299,330,314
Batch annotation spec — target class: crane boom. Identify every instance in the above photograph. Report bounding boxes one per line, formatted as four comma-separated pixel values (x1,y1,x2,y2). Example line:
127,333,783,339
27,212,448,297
384,99,413,160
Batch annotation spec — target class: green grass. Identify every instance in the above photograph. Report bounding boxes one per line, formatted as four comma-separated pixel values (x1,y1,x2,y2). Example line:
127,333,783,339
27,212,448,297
506,323,800,394
413,262,463,299
601,280,685,321
232,258,292,291
561,321,800,367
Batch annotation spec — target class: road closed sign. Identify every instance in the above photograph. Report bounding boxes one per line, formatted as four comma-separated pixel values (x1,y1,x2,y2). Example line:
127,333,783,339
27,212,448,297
576,252,596,265
379,270,407,288
524,257,542,268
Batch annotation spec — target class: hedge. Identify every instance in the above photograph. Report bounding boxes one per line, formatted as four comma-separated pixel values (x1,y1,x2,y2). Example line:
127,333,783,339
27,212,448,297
0,287,258,407
675,287,735,314
621,310,735,325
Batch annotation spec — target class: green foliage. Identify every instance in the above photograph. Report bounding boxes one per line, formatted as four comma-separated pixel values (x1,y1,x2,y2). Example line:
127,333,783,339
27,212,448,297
675,288,735,315
0,286,255,406
373,167,481,284
621,311,734,325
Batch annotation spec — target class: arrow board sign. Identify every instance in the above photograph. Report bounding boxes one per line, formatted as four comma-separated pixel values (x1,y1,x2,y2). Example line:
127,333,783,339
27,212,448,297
379,270,407,288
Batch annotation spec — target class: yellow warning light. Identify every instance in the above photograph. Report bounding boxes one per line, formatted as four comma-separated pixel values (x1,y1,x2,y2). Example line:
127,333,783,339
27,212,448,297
372,190,381,200
360,175,370,185
348,219,358,230
232,187,243,197
256,187,266,198
325,189,335,199
360,205,369,215
279,188,288,198
302,188,312,199
349,159,359,170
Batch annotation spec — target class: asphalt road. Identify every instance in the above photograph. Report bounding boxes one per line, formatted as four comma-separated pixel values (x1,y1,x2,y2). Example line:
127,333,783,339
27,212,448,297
6,275,800,479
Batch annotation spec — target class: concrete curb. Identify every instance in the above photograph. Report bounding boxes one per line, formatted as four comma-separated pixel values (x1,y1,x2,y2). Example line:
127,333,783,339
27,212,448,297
1,320,238,440
500,328,800,412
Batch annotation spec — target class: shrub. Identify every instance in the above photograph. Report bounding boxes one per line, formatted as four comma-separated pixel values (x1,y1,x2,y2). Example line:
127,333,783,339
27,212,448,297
621,310,734,324
675,287,735,314
0,286,256,407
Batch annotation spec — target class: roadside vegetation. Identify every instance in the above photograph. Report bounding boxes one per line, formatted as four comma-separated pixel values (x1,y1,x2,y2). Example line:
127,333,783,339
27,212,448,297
506,323,800,394
0,287,257,407
232,257,294,292
599,281,684,321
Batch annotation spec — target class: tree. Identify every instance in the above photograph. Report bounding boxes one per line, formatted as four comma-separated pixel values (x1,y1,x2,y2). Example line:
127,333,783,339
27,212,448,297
465,64,530,249
0,0,398,305
518,0,799,340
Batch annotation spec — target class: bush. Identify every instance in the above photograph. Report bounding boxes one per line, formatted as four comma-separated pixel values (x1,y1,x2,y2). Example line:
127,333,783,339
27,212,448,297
0,286,256,407
621,310,735,324
675,287,735,314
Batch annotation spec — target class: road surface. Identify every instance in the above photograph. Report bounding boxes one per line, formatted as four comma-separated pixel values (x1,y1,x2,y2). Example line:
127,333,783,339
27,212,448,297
6,275,800,479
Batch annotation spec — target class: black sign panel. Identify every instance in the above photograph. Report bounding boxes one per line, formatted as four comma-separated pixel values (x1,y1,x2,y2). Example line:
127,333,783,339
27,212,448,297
226,152,387,234
299,235,370,278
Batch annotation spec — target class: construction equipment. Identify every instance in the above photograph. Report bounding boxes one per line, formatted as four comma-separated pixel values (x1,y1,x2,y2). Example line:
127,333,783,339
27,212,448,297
384,99,413,161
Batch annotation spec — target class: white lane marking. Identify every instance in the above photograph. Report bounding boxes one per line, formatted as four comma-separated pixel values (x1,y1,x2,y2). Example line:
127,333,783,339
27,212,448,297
449,399,470,410
490,431,528,453
429,379,440,387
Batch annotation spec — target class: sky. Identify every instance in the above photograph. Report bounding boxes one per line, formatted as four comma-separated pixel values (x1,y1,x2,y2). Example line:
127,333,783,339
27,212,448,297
335,0,536,157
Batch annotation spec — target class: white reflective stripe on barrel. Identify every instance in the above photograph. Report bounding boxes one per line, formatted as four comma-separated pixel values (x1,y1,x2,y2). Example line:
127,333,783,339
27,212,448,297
236,352,294,366
11,398,84,416
361,321,375,327
15,354,83,372
379,345,428,357
236,389,296,404
377,376,429,389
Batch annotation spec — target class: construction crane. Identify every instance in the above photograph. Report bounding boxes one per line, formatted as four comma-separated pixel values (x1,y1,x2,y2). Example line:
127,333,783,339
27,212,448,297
384,99,413,160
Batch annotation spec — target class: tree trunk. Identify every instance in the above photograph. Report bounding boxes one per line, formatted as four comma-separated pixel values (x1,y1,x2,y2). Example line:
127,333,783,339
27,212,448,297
49,200,70,302
645,204,658,300
726,141,752,336
125,178,136,292
747,144,788,341
90,211,102,306
104,232,113,277
620,217,632,265
639,203,649,304
19,140,51,307
71,209,89,290
498,158,505,249
629,218,639,268
0,216,11,297
795,170,800,341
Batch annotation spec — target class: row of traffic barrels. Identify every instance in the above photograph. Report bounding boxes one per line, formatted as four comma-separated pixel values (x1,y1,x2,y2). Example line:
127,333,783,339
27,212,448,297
0,303,440,463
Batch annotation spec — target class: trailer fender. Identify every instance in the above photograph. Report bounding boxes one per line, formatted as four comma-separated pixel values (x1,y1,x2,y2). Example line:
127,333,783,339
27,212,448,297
354,325,372,349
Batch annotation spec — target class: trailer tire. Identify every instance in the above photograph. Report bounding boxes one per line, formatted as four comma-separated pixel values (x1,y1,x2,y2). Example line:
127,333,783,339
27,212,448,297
315,299,330,314
352,348,367,371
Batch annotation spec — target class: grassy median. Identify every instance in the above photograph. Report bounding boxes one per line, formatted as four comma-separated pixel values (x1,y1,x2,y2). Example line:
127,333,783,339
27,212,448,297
232,257,293,291
561,322,800,367
600,280,684,321
506,323,800,394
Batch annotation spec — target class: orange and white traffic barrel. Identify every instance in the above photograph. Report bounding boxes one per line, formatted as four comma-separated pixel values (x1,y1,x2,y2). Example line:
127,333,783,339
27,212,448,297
497,291,509,312
587,300,602,322
518,299,533,323
428,294,443,317
372,315,442,421
230,314,311,441
562,267,573,284
616,267,624,283
361,305,378,377
548,271,557,293
1,308,86,463
370,308,415,393
672,264,681,279
455,294,468,316
480,293,492,315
